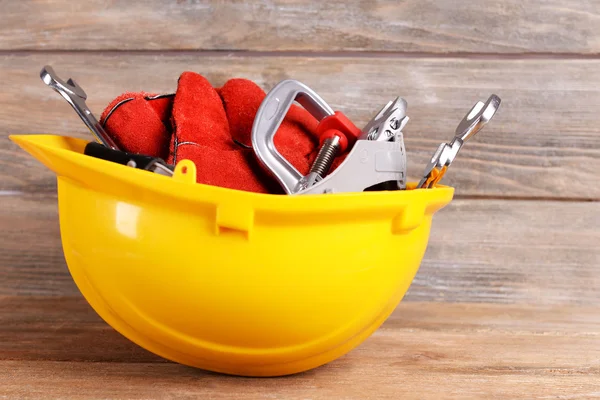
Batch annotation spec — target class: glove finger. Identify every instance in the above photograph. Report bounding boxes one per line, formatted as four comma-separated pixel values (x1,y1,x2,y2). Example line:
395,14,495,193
100,92,173,159
169,72,236,166
218,78,320,176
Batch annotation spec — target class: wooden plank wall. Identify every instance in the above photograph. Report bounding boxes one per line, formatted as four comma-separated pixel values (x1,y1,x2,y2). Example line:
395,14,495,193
1,1,599,398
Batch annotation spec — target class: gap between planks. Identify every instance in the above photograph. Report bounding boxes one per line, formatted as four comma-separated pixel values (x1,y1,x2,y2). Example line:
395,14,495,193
3,49,600,60
2,190,598,203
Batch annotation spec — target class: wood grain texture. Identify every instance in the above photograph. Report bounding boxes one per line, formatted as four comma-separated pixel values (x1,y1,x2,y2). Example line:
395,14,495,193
4,361,598,400
1,297,599,399
2,54,600,199
0,296,163,363
2,1,598,398
2,1,600,53
2,193,598,304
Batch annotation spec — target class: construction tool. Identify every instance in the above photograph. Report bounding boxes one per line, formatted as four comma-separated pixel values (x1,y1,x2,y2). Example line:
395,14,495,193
252,80,408,195
359,97,409,142
41,65,174,176
83,142,174,176
40,65,120,150
417,94,501,189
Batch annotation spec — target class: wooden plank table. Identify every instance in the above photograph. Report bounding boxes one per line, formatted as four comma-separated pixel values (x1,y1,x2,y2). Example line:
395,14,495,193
1,1,599,398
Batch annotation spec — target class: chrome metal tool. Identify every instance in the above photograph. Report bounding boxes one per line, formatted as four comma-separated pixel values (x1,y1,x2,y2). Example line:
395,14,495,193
417,94,501,189
359,97,409,142
251,80,408,195
40,65,120,150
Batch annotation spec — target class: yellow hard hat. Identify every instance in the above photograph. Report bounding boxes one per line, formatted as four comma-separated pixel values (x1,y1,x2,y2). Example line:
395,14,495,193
10,134,453,377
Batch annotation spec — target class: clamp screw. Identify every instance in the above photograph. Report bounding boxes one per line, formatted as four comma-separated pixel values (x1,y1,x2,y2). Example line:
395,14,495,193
309,135,341,179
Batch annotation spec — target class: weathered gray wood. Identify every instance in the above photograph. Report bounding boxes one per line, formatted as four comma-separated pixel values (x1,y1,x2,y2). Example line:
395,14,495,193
2,193,598,305
1,297,599,399
2,2,598,397
1,1,600,53
2,54,600,198
412,199,600,305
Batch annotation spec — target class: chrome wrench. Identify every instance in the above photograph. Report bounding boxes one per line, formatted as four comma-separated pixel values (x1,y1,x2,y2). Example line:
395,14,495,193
40,65,119,150
417,94,501,189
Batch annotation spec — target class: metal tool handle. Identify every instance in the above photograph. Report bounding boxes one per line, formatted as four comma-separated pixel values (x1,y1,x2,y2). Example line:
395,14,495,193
40,65,119,150
83,141,174,174
251,80,335,194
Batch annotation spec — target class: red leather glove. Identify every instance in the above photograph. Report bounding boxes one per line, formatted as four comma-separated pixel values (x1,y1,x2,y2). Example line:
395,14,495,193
100,92,174,161
100,72,324,194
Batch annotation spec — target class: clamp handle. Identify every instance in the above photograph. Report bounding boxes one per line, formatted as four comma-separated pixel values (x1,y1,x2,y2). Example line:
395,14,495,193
251,80,336,194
